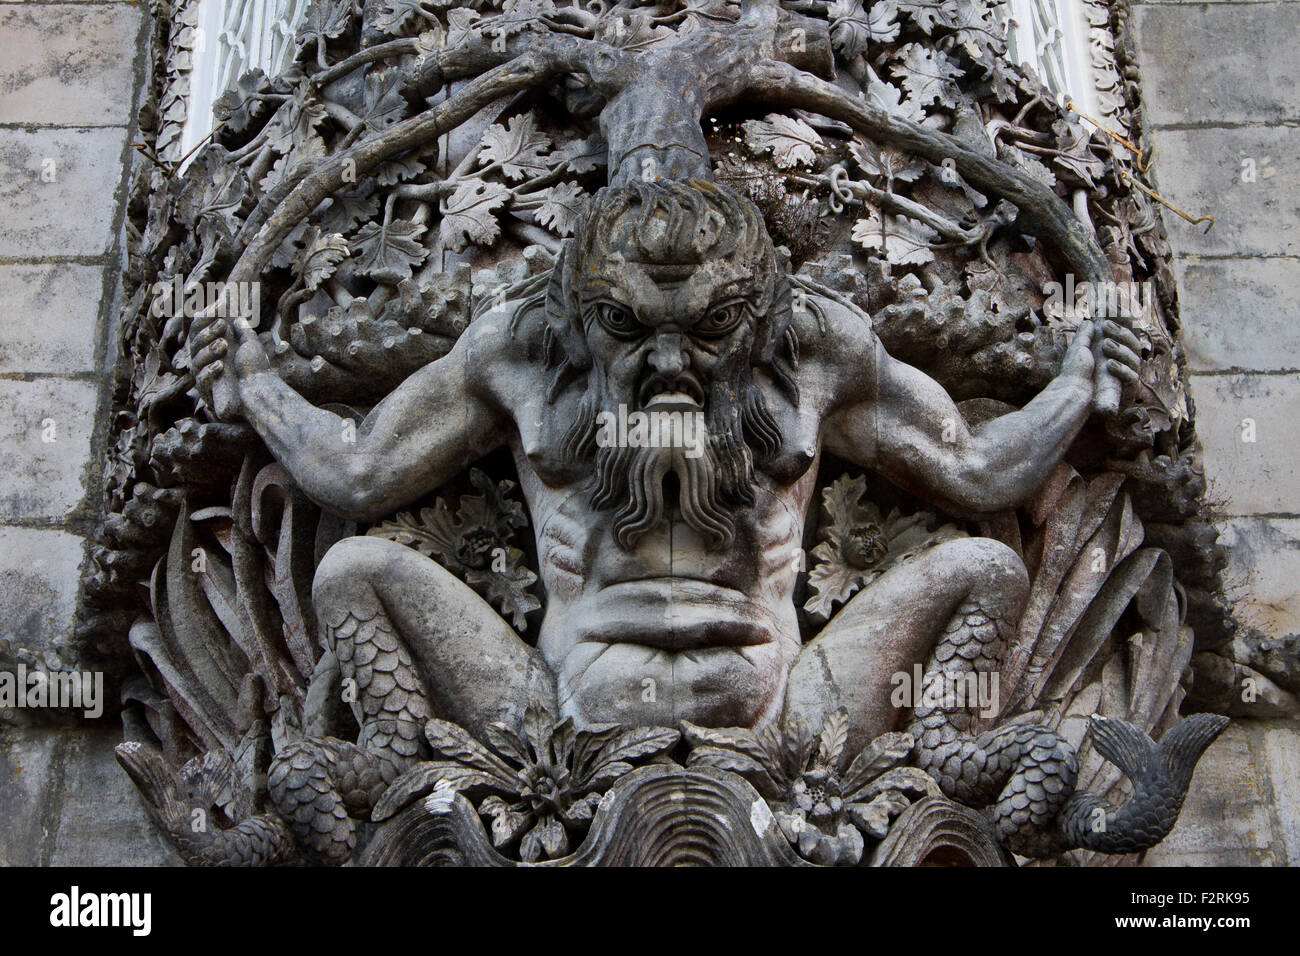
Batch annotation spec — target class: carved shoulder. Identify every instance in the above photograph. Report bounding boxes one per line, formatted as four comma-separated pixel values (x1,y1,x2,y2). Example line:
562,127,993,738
788,289,881,415
462,296,551,407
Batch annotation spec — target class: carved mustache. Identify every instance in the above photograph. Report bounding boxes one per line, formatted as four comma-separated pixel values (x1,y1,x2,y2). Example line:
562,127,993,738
637,373,705,409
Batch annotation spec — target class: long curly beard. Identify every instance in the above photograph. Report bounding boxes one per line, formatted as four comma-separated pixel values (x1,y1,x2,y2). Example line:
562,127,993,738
561,367,782,551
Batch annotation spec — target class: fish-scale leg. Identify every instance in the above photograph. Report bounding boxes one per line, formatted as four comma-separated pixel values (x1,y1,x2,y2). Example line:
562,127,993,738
265,599,434,865
912,590,1227,858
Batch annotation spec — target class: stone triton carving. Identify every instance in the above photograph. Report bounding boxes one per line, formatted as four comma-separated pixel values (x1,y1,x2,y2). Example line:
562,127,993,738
93,0,1230,866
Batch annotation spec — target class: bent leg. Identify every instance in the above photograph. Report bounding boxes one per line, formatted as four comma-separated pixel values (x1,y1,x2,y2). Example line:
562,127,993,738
785,537,1029,756
313,535,556,743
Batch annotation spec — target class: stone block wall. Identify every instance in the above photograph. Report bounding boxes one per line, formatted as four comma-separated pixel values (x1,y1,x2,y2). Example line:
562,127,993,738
1124,0,1300,862
0,0,174,865
1130,0,1300,654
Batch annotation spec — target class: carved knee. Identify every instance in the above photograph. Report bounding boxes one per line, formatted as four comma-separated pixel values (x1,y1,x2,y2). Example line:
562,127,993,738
931,537,1029,610
313,535,414,610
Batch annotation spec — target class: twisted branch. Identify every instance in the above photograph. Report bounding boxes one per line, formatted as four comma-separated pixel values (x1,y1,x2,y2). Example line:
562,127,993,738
224,2,1123,410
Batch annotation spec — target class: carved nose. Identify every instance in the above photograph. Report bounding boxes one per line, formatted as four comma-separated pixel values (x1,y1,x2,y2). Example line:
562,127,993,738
648,332,687,378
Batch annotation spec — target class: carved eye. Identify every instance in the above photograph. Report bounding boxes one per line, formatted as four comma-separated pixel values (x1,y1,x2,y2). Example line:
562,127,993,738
695,300,747,338
593,302,642,338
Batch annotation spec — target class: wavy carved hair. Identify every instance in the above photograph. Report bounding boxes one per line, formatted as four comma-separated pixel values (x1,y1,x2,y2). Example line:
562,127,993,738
540,179,801,407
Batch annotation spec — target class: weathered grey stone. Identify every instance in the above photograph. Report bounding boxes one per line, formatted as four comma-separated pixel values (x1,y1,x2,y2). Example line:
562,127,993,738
1215,517,1300,637
1193,653,1299,717
49,727,180,866
1142,719,1285,865
1175,256,1300,371
0,127,128,259
0,526,84,653
1147,126,1300,257
0,4,142,126
0,264,102,374
1186,372,1300,515
1124,0,1300,869
0,726,64,866
1259,719,1300,863
1235,629,1300,694
1132,3,1300,126
0,378,98,520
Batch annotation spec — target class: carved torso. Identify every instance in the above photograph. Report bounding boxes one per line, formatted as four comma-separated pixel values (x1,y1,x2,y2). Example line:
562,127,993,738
471,293,848,727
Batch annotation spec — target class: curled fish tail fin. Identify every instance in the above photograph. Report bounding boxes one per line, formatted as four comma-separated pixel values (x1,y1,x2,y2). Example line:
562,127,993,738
1059,714,1229,855
116,741,297,866
1086,714,1156,780
1157,712,1230,792
115,742,188,828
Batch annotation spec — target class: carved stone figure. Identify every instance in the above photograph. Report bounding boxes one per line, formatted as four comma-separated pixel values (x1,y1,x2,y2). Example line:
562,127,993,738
100,0,1229,866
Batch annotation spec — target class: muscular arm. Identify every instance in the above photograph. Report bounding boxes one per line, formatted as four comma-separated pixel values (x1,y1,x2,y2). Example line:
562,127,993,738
822,313,1132,515
195,317,507,522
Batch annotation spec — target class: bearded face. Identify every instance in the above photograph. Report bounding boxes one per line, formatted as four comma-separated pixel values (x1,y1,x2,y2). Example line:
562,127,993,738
548,181,796,551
